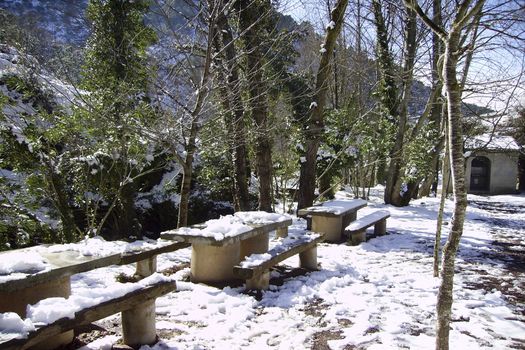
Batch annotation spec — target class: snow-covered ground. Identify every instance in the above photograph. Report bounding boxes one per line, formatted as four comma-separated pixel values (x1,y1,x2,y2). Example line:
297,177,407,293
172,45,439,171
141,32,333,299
6,188,525,349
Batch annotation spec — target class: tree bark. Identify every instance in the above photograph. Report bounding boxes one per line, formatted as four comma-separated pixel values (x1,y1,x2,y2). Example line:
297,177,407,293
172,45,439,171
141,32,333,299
239,0,273,212
376,2,418,206
436,32,468,347
297,0,348,210
405,0,485,348
177,1,218,227
434,117,449,277
214,3,250,211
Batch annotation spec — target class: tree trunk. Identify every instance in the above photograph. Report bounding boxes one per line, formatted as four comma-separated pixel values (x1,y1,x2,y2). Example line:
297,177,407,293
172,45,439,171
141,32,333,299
177,162,193,228
214,5,250,211
239,0,273,212
46,168,78,243
297,0,348,210
434,119,449,277
436,31,468,350
404,0,485,347
177,1,218,227
372,0,398,204
379,4,418,206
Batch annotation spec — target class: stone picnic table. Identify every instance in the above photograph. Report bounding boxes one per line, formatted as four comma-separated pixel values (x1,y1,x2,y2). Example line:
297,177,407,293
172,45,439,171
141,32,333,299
297,199,367,242
160,212,292,284
0,239,189,349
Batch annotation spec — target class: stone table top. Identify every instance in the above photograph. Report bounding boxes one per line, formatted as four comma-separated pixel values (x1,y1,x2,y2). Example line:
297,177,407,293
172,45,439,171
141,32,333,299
298,199,367,217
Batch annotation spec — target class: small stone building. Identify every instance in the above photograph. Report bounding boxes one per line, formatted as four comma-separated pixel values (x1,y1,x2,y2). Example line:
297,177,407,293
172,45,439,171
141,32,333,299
464,135,520,195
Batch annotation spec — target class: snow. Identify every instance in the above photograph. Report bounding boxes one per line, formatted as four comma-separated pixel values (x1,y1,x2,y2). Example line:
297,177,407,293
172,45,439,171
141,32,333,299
0,252,48,275
1,188,525,349
303,199,367,215
234,211,291,224
240,253,272,268
465,134,520,151
1,273,173,336
176,215,252,241
0,313,34,340
326,21,336,30
173,212,291,241
240,231,322,268
345,210,390,231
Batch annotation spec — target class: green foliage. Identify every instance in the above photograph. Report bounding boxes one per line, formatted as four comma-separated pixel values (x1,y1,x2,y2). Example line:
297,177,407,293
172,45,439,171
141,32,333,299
323,99,395,197
83,0,156,93
74,0,160,239
196,118,235,202
402,122,440,182
0,76,73,248
508,107,525,146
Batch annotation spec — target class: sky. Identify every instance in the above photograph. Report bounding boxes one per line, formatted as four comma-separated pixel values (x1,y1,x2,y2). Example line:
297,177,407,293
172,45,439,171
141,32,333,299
280,0,525,114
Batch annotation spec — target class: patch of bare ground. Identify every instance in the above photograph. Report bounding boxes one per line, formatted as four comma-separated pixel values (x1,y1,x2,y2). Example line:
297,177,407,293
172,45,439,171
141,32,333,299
303,298,358,350
464,201,525,315
461,200,525,348
160,262,191,277
310,319,356,350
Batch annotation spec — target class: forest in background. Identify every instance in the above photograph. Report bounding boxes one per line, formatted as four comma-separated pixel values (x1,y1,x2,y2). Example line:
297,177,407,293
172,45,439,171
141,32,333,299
0,0,523,249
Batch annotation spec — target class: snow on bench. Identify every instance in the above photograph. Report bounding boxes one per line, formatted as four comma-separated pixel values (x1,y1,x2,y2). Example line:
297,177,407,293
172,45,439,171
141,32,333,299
344,210,390,244
233,232,325,290
0,237,190,349
0,274,177,350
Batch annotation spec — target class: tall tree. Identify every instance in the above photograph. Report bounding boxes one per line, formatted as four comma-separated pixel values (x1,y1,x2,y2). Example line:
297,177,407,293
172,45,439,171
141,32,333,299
83,0,156,239
175,1,219,227
372,0,419,206
297,0,348,210
212,0,251,211
404,0,485,348
238,0,274,212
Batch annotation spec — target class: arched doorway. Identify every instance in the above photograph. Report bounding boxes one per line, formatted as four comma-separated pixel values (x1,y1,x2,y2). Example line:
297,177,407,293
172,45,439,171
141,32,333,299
470,156,491,192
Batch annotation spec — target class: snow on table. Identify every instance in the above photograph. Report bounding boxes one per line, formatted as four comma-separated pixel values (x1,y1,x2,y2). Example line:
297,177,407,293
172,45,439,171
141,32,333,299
234,211,291,225
161,212,293,245
298,199,367,216
0,236,189,289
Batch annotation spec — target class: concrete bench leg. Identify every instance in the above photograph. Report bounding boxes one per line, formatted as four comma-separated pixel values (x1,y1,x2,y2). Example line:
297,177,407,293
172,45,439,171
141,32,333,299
246,270,270,290
276,227,288,238
374,219,387,236
299,246,318,270
122,257,158,347
191,242,240,283
351,230,366,244
122,299,157,347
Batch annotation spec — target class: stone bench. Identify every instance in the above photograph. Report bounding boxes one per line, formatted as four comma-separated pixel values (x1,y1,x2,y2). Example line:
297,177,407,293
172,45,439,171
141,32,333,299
0,240,190,349
233,232,325,290
344,210,390,244
0,278,177,350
